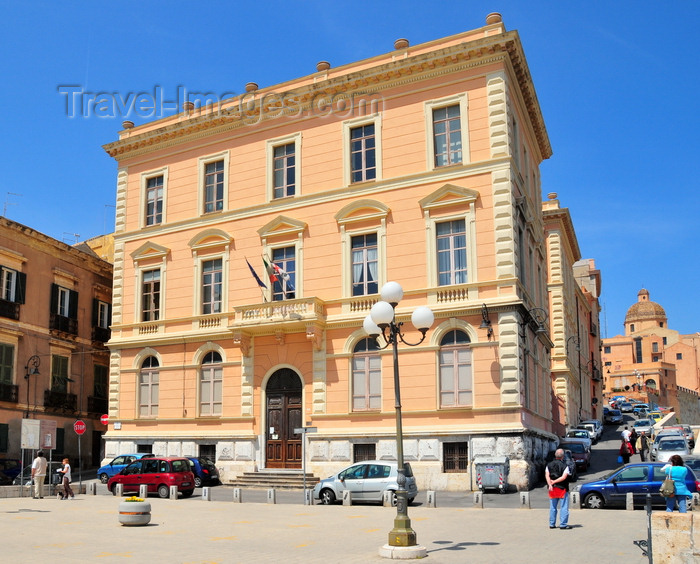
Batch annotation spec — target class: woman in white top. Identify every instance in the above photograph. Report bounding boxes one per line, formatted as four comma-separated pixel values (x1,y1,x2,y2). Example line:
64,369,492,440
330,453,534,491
58,457,74,500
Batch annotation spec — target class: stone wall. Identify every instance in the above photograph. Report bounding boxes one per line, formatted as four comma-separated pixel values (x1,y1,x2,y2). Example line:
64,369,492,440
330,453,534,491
652,512,700,563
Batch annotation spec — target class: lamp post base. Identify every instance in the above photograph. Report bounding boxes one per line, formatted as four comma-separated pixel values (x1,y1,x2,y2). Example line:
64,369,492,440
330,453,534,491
379,543,427,560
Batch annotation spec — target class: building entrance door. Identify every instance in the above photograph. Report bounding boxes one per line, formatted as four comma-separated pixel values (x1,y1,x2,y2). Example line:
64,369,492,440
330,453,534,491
265,369,302,469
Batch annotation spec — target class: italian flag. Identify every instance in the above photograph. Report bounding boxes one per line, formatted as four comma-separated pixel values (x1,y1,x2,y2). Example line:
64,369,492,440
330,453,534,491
262,257,279,283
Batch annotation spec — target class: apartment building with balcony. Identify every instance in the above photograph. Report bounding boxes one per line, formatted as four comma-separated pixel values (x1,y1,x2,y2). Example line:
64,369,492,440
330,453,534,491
102,14,571,489
0,217,112,468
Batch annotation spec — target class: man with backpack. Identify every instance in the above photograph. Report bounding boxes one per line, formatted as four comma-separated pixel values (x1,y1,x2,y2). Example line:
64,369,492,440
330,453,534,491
546,448,572,530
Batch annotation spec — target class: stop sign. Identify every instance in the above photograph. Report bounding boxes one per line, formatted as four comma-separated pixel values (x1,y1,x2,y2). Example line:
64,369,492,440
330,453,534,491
73,420,86,435
100,414,109,425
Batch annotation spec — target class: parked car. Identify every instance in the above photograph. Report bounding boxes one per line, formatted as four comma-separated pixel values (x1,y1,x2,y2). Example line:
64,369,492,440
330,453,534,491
649,412,664,423
632,403,649,415
684,456,700,475
13,461,64,486
563,450,578,482
312,460,418,506
632,419,654,436
107,456,195,498
0,459,22,481
563,430,592,450
664,425,695,449
650,436,690,463
98,453,154,484
604,409,623,425
580,419,603,441
558,441,591,471
575,423,597,444
577,462,699,509
618,402,634,413
187,457,219,487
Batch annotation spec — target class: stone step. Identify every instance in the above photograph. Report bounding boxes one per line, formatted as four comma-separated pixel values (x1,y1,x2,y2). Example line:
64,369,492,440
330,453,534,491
230,471,320,490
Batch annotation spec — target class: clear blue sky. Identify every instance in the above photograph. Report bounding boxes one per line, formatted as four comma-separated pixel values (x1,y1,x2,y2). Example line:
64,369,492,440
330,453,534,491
1,1,698,336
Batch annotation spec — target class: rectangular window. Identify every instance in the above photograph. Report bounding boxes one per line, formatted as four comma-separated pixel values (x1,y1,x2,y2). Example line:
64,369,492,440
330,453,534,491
139,371,159,417
202,259,223,314
677,353,683,360
443,442,468,473
652,342,659,353
353,443,376,463
350,124,376,183
57,287,70,317
145,175,163,226
439,347,472,407
141,269,161,322
351,233,378,296
604,346,611,354
204,160,224,213
51,355,69,393
273,143,295,199
0,343,13,384
433,105,462,167
662,337,667,345
94,365,108,399
437,220,467,286
96,300,110,329
1,267,18,302
271,247,296,301
352,354,381,411
200,366,222,416
634,337,643,364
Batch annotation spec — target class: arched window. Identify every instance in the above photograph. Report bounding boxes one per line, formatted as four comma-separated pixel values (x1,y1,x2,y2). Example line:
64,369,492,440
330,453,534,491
352,338,381,411
139,356,159,417
439,330,472,407
200,351,222,416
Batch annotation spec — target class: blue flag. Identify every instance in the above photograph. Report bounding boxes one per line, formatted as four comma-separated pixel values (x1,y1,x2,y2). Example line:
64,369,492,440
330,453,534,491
246,258,267,289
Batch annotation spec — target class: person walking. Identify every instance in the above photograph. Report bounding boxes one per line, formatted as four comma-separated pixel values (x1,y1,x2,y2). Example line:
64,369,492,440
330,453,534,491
546,448,571,530
629,428,638,454
57,457,74,500
621,425,631,442
661,455,692,513
636,431,649,461
31,451,47,499
619,438,632,464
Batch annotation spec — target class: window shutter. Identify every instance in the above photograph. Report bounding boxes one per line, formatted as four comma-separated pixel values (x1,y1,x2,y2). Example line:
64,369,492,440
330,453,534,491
68,290,79,319
50,283,59,313
92,298,98,327
16,272,26,304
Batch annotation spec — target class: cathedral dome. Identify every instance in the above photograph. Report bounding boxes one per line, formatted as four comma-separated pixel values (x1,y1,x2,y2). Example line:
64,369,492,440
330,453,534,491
624,289,667,327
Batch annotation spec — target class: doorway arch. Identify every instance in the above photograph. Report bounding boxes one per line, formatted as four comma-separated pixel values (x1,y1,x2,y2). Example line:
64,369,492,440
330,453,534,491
265,368,303,468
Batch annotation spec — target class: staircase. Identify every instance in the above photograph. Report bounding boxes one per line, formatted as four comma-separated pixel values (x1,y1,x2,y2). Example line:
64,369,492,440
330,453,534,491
229,470,319,490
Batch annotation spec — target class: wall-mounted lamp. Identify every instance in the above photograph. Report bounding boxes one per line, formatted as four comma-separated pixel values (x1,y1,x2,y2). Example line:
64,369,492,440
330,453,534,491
479,303,493,340
24,355,40,418
518,307,549,338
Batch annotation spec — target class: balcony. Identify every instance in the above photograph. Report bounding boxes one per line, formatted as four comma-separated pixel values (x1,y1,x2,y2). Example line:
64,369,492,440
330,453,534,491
0,382,18,403
87,396,108,414
44,389,77,413
49,313,77,336
0,299,19,320
92,326,111,343
231,297,325,333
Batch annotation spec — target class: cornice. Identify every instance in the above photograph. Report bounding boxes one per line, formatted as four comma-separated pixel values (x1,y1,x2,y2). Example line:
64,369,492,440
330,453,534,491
103,30,550,162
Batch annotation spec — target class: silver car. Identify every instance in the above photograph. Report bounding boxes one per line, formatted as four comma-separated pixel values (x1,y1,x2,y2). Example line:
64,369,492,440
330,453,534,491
651,436,689,463
632,419,654,436
313,460,418,505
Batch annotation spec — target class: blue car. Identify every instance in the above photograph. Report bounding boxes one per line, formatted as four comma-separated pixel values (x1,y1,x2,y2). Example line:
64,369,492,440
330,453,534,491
187,457,219,488
98,453,154,483
577,462,698,509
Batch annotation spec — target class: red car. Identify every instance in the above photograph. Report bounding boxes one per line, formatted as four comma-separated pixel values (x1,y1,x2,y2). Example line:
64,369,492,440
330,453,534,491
107,456,195,498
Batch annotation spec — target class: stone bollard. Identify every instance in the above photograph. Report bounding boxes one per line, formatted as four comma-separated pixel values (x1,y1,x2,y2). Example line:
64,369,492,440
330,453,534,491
473,491,483,508
382,490,392,507
87,482,97,495
267,488,276,504
139,484,148,499
304,489,313,505
115,483,124,497
426,490,437,508
692,492,700,510
233,488,242,503
169,485,178,500
342,490,353,506
570,491,581,510
201,487,211,501
626,492,634,511
519,491,530,509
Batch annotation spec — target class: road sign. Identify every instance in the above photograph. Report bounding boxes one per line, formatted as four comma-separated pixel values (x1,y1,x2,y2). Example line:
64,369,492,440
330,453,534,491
100,414,109,425
73,420,86,435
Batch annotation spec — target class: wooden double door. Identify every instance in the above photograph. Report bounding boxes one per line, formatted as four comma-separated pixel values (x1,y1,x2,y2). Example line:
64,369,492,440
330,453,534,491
265,369,302,469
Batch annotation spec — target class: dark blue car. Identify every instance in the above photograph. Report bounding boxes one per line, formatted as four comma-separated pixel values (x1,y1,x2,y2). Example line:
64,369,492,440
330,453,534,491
187,457,219,488
577,462,698,509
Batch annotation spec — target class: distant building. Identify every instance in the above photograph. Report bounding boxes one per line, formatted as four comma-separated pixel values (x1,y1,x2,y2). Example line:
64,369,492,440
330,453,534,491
602,289,700,422
0,217,112,468
102,14,599,489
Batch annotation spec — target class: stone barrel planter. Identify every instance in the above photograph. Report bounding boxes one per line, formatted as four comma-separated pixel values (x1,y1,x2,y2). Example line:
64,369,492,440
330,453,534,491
118,500,151,526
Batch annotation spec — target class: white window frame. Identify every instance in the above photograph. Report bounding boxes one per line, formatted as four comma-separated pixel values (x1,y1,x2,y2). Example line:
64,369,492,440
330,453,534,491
193,253,228,316
200,257,224,315
199,351,223,416
269,245,297,302
351,338,382,411
350,232,379,297
342,114,382,186
57,287,71,317
139,268,162,322
198,151,229,216
266,133,301,202
97,300,110,329
140,167,168,227
1,267,17,302
424,93,469,171
438,330,473,408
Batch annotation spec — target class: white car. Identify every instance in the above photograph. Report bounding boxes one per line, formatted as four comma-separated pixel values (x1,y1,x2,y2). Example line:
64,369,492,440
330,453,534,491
312,460,418,505
651,436,690,463
580,419,603,441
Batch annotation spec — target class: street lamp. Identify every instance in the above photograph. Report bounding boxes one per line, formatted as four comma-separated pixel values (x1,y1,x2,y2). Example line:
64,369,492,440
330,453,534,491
24,355,40,418
363,281,434,556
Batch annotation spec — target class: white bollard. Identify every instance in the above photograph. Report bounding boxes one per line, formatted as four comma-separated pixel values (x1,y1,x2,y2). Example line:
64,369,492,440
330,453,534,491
87,482,97,495
201,487,211,501
426,490,437,508
382,490,392,507
473,491,483,508
169,485,178,500
267,488,276,504
570,491,581,510
139,484,148,498
304,489,313,505
692,492,700,509
342,490,353,506
115,483,124,497
233,488,242,503
519,491,530,509
625,492,634,511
